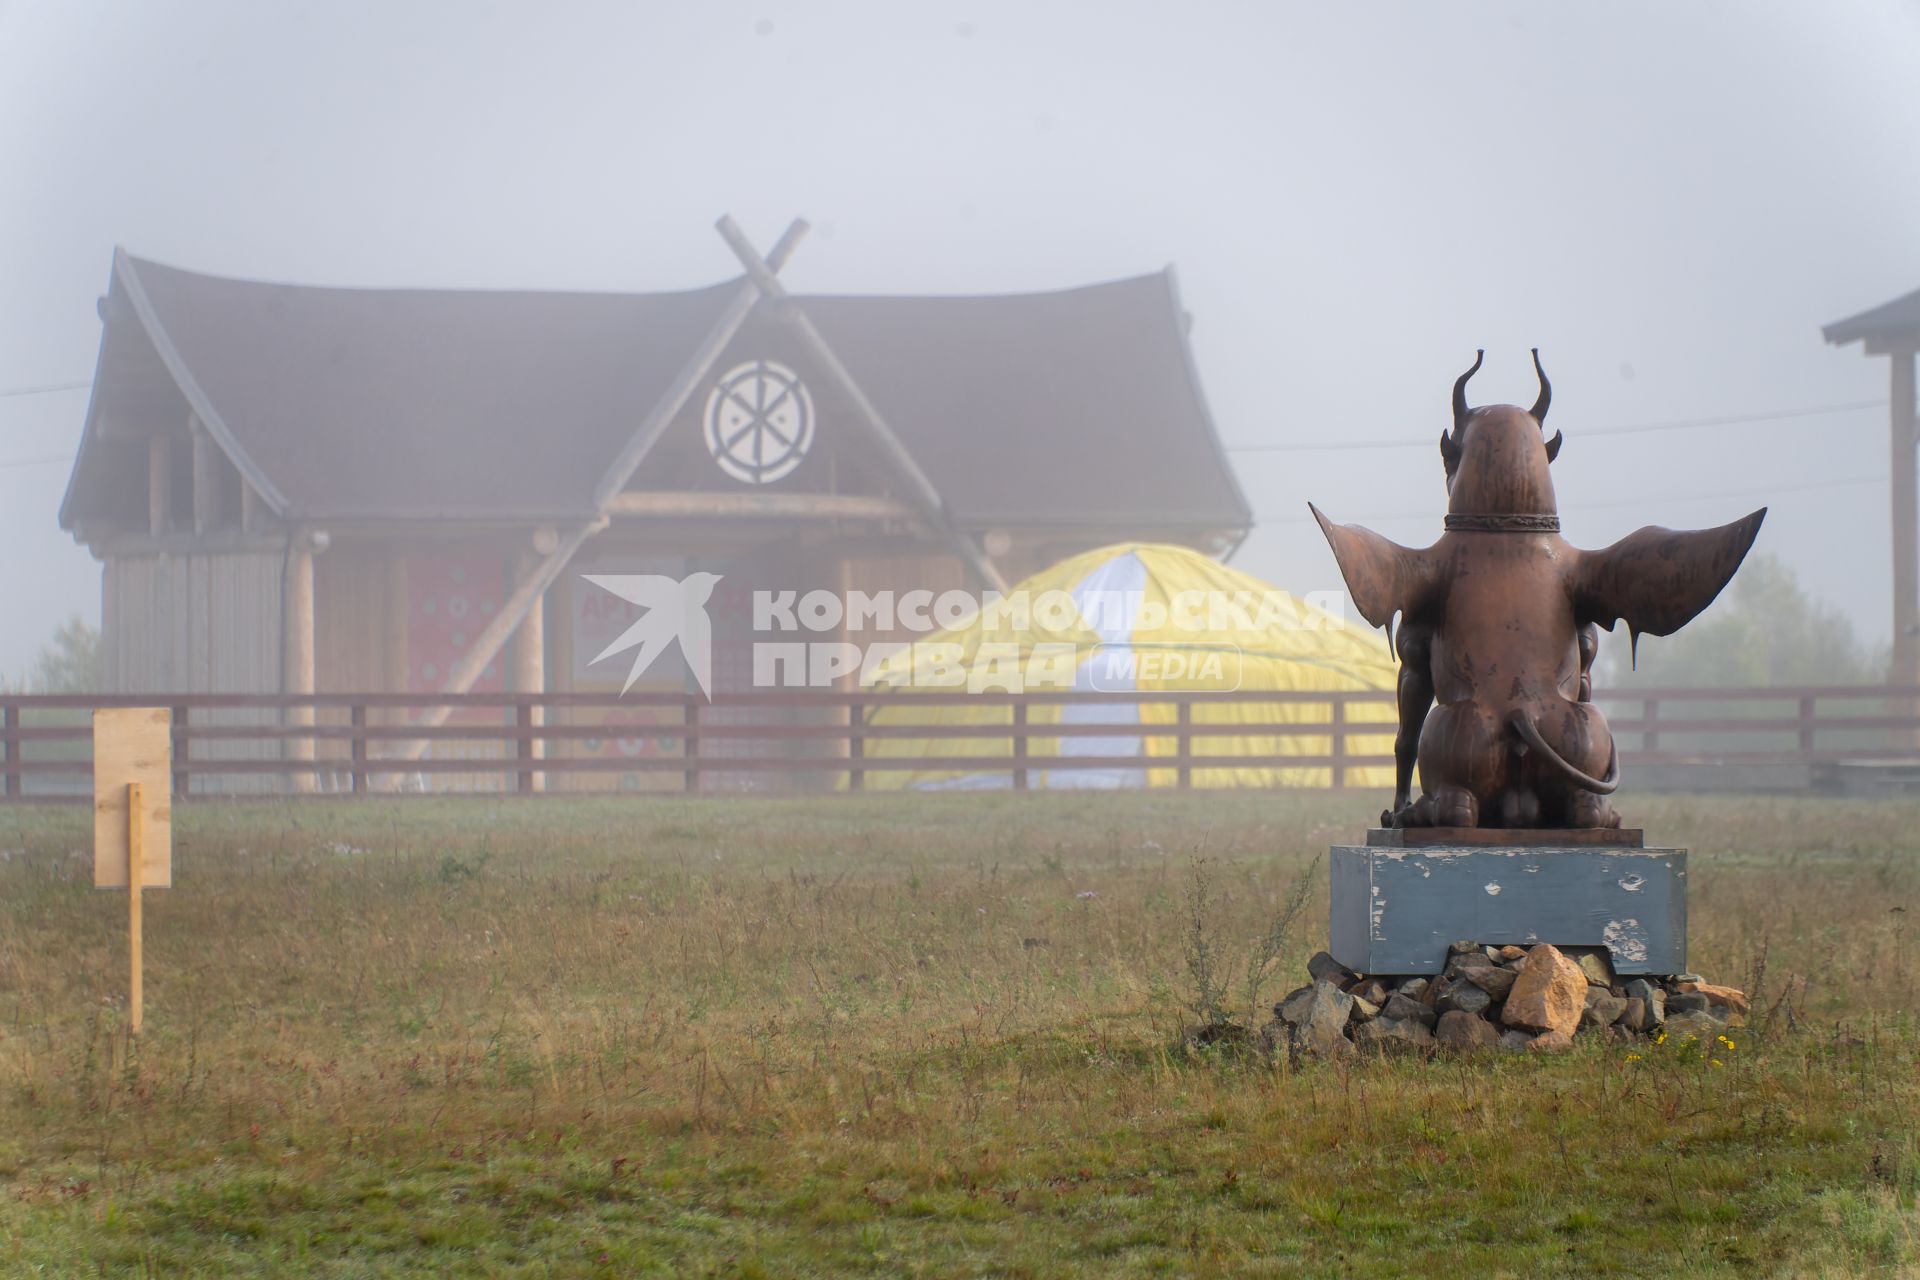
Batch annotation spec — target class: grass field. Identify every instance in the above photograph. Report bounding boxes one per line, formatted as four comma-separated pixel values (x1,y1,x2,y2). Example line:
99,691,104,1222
1,791,1917,1277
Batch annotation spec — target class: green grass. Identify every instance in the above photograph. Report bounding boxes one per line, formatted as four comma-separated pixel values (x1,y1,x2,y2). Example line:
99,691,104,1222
0,791,1916,1276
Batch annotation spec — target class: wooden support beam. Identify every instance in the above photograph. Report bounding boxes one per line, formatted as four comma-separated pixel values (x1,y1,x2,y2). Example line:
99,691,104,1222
240,479,263,533
1891,347,1918,747
147,434,171,536
607,491,919,522
283,540,318,793
127,781,144,1035
393,523,594,758
509,552,546,792
191,416,223,533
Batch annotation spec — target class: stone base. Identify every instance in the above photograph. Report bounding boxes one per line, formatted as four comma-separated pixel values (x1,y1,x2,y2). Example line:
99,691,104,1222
1265,944,1748,1060
1329,836,1686,976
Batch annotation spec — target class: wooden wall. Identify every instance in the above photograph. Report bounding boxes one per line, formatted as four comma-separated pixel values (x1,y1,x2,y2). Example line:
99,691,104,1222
102,551,282,693
101,549,284,792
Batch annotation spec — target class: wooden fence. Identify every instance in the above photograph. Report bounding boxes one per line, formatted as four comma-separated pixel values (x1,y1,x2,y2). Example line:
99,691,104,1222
3,685,1918,802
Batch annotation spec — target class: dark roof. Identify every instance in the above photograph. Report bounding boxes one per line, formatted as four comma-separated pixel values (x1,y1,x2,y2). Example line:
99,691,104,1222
801,285,1244,527
63,252,1251,533
1824,286,1920,347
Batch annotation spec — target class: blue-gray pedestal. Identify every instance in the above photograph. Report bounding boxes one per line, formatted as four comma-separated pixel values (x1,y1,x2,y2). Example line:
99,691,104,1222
1329,835,1686,976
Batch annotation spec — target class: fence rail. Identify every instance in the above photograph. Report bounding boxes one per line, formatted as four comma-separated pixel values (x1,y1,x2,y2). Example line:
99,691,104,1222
4,685,1918,802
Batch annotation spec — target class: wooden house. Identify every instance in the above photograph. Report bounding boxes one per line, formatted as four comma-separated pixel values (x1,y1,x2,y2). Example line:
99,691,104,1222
58,220,1252,788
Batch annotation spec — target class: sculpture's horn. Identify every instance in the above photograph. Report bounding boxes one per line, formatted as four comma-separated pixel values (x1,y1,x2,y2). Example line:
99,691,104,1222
1530,347,1551,424
1452,349,1484,431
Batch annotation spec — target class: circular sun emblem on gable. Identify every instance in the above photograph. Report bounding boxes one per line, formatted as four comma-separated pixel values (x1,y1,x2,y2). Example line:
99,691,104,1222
703,359,814,484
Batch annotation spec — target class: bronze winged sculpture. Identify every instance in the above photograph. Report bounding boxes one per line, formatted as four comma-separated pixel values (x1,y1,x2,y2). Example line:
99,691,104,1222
1312,350,1765,830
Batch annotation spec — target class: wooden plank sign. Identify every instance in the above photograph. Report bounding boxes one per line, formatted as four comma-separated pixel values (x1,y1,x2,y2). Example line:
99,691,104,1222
94,707,172,888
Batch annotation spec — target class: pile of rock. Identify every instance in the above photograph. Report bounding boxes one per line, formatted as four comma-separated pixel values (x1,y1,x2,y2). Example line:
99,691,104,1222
1267,941,1749,1058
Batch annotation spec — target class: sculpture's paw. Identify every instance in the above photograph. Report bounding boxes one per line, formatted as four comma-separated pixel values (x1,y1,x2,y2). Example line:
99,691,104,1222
1431,786,1479,828
1384,797,1435,828
1567,793,1620,829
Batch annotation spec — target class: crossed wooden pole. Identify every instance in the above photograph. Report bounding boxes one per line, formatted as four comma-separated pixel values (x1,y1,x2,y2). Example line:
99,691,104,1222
712,217,1006,593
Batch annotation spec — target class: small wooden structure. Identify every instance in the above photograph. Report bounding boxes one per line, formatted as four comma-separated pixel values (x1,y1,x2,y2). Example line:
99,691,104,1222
1825,292,1920,692
91,707,172,1034
58,219,1250,790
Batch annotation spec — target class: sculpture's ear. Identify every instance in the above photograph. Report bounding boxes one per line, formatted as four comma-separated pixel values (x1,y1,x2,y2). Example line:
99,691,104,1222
1309,503,1441,631
1440,429,1462,479
1573,508,1766,662
1544,430,1563,463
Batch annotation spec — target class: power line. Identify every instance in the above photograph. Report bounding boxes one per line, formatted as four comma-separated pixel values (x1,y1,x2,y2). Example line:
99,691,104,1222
1556,399,1886,439
0,454,75,471
0,380,90,400
1227,398,1887,453
1563,472,1879,512
1273,471,1881,526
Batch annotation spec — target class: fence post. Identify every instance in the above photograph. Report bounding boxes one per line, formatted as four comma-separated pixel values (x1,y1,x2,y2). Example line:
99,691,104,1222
848,707,865,791
1895,683,1920,754
1012,701,1029,791
1176,699,1192,789
171,704,189,799
515,703,535,794
350,703,368,795
1642,698,1660,754
1798,694,1817,755
1329,696,1347,789
684,700,701,793
2,703,16,799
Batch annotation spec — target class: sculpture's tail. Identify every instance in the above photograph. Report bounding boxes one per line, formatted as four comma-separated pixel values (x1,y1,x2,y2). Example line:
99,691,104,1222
1507,710,1618,795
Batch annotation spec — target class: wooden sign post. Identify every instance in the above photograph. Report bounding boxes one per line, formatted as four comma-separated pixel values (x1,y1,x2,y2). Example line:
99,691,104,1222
94,708,172,1035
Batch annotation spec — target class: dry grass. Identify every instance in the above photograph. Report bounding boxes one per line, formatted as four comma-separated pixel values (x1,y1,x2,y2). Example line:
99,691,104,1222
0,791,1916,1277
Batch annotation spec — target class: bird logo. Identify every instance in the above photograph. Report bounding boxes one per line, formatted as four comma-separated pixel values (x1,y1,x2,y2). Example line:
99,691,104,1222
581,572,722,698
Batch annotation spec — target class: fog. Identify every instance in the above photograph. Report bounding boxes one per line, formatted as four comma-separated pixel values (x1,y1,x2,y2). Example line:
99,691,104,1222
2,1,1917,676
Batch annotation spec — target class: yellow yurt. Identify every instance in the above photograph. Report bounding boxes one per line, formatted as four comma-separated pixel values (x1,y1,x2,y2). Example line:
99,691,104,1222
858,543,1397,789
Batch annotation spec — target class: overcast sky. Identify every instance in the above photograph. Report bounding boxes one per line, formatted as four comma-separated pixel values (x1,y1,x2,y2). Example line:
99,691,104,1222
3,1,1919,677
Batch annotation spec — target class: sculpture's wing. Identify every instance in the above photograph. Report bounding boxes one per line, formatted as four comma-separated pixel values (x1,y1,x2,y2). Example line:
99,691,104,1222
1309,503,1443,631
1572,509,1766,654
